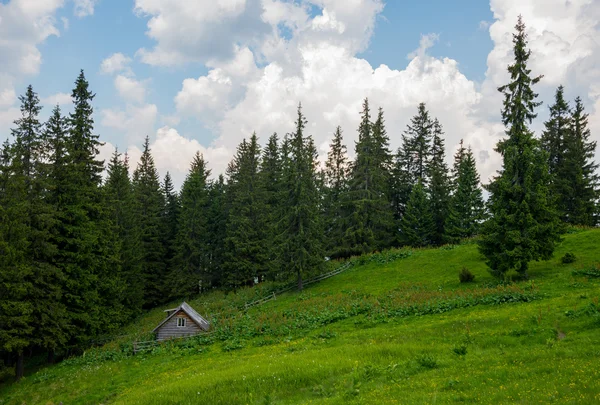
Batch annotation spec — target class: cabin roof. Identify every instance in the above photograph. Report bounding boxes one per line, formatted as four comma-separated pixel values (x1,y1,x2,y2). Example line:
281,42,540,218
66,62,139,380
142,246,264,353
152,302,210,333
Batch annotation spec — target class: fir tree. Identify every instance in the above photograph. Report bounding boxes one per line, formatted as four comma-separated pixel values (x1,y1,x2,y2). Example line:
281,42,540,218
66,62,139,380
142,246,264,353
392,103,434,224
259,133,283,278
404,103,434,184
162,172,180,287
345,99,395,255
172,152,211,296
0,139,34,381
541,86,572,222
11,89,68,364
104,150,144,316
205,175,228,287
446,144,486,242
323,126,349,257
478,16,561,278
133,136,167,306
223,134,268,288
400,180,434,247
280,104,324,289
560,97,599,226
427,120,451,246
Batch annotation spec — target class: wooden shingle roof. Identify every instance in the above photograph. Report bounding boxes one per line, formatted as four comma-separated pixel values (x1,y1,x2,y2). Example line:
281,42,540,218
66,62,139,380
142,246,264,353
152,302,210,333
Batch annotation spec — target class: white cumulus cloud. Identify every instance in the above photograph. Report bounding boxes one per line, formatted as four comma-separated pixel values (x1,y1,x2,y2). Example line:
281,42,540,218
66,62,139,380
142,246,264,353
114,75,147,104
73,0,97,18
100,53,133,75
101,103,158,143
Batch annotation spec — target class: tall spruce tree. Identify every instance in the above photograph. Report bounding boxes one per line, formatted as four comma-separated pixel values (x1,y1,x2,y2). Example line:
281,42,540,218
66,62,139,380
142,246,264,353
172,152,211,296
478,16,561,278
133,136,167,306
0,137,34,381
427,120,451,246
400,180,434,247
223,134,268,288
280,104,323,289
560,97,599,226
446,144,485,242
404,103,434,184
323,126,349,257
205,175,228,287
259,133,283,278
162,172,180,289
392,103,434,224
541,86,572,222
104,150,144,316
345,99,395,255
46,71,111,347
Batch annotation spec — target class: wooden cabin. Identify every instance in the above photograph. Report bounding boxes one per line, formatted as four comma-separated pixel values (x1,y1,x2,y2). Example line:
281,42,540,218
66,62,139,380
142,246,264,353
152,302,210,341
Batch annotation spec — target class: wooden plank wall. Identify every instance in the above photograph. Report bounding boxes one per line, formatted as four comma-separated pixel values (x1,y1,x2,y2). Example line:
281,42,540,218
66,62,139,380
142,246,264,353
156,310,203,341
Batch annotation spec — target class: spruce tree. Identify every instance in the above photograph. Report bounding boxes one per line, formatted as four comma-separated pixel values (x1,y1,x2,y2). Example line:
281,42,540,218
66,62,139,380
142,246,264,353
280,104,324,289
162,172,180,287
427,120,451,246
223,134,268,288
172,152,211,296
59,70,118,340
446,144,486,242
133,136,167,307
345,99,395,255
404,103,434,184
392,103,434,224
10,88,69,366
0,139,34,381
104,150,144,316
323,126,349,257
259,133,284,278
561,97,599,226
400,180,434,247
541,86,572,222
478,16,561,278
205,175,228,287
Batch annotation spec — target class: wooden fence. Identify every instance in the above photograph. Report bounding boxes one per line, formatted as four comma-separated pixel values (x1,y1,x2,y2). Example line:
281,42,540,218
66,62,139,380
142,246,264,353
243,262,353,310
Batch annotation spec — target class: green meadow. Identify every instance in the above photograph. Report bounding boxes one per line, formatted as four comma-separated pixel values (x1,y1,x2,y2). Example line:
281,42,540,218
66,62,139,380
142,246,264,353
2,228,600,404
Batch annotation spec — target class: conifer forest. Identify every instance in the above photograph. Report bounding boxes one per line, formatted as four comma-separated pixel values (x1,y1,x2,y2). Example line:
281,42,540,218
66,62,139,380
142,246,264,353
0,16,599,386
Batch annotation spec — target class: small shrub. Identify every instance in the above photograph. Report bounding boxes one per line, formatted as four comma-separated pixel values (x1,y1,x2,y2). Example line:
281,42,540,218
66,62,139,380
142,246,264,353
458,267,475,283
0,366,14,383
316,329,337,340
416,353,438,369
452,344,467,356
561,252,576,264
222,339,245,352
572,266,600,278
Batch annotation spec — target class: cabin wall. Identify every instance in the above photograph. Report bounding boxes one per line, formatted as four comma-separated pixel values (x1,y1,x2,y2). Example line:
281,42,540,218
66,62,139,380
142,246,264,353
156,310,203,341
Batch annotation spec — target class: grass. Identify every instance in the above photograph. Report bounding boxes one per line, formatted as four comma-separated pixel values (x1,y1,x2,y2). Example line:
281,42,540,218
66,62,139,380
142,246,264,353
2,228,600,404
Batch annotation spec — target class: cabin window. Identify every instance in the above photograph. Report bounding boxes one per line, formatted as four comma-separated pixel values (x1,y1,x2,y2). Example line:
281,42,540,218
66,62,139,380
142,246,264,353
176,317,186,327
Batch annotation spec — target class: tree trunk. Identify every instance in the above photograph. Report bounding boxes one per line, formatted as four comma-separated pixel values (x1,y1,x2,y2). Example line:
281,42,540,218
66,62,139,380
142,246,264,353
15,352,24,382
297,270,303,291
47,350,55,364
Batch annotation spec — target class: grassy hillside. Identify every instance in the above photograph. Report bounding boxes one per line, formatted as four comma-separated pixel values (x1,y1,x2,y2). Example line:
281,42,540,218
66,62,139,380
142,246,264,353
2,228,600,404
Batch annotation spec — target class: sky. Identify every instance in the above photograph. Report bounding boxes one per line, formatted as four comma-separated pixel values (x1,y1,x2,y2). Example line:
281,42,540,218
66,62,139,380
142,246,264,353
0,0,599,187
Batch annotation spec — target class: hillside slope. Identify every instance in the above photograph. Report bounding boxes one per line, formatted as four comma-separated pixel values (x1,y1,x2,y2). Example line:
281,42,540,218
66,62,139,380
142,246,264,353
2,229,600,404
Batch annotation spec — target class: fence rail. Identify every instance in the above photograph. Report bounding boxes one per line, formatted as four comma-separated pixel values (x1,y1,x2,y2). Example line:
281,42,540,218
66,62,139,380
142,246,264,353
244,291,276,310
243,262,353,311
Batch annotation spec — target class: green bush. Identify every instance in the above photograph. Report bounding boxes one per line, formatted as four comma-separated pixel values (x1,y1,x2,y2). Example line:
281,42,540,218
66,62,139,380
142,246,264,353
452,344,467,356
572,266,600,278
459,267,475,283
561,252,576,264
416,353,438,369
